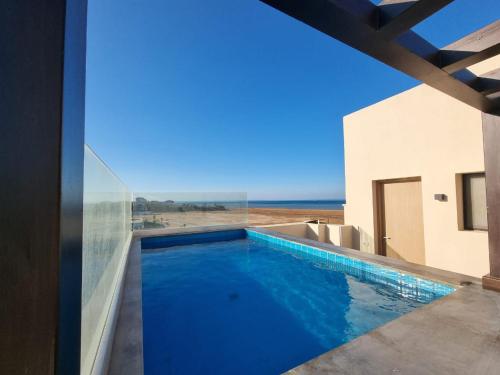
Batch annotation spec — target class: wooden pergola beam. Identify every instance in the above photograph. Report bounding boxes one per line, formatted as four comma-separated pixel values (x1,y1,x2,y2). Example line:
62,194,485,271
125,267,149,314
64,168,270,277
482,113,500,291
0,0,87,373
440,20,500,74
378,0,453,40
260,0,500,291
473,68,500,97
260,0,499,113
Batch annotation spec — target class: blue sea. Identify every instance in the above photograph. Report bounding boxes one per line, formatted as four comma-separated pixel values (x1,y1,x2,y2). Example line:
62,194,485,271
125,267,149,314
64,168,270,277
248,199,345,210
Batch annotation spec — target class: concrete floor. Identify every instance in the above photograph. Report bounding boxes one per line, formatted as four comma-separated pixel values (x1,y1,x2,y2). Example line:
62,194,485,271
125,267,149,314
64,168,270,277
109,227,500,375
109,239,144,375
286,283,500,375
252,228,500,375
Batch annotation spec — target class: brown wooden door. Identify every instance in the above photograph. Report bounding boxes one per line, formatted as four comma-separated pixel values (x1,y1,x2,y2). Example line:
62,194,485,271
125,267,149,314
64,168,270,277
379,179,426,265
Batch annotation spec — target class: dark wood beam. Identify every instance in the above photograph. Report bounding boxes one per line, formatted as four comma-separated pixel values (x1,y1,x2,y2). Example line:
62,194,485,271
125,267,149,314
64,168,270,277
440,20,500,74
260,0,499,113
261,0,500,291
473,68,500,97
378,0,453,40
57,0,88,373
482,112,500,292
0,1,87,373
459,68,500,99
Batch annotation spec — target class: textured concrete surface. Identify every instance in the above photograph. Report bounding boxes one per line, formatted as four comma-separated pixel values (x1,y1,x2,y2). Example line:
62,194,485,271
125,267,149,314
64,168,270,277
249,229,500,375
285,285,500,375
109,227,500,375
108,239,144,375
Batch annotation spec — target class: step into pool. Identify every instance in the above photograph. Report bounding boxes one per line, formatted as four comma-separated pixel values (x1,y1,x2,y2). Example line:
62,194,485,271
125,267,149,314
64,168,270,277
141,229,454,375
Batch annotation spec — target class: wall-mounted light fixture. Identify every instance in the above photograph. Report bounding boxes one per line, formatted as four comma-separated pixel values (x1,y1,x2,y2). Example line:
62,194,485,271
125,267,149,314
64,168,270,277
434,194,448,202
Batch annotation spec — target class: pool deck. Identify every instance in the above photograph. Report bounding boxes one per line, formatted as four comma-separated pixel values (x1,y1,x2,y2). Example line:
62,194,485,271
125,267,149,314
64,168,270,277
286,283,500,375
110,226,500,375
109,239,144,375
250,228,500,375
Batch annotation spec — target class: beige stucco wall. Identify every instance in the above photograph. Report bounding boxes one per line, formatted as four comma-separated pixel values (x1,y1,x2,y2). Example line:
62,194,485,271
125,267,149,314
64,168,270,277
259,223,308,237
343,57,499,278
326,224,353,248
260,223,354,247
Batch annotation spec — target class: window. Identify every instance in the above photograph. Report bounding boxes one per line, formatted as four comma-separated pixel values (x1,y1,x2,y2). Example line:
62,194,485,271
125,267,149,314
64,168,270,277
463,173,488,231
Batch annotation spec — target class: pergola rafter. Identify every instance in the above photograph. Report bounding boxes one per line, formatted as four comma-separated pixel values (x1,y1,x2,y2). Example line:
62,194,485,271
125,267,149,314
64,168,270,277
261,0,500,291
378,0,453,40
439,20,500,74
260,0,500,114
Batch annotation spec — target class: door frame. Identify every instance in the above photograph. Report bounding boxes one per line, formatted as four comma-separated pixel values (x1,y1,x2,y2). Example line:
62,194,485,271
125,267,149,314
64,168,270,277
373,176,423,257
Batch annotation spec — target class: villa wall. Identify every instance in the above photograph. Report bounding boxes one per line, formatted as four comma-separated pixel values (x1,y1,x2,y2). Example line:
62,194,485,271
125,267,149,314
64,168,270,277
343,57,500,278
261,223,309,237
260,223,353,248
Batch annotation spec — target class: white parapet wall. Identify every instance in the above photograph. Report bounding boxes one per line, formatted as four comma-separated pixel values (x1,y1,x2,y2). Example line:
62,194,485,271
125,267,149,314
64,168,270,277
326,224,353,248
259,223,354,248
259,223,308,238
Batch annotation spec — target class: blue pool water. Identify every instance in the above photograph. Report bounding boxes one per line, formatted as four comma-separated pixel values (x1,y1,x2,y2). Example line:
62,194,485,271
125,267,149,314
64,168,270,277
142,230,453,375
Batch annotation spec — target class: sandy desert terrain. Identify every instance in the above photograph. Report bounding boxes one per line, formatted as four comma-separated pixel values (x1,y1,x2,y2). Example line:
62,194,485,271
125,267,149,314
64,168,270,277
134,208,344,229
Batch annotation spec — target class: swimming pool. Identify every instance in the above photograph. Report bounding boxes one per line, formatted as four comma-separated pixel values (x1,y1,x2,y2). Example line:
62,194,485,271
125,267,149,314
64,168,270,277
141,229,454,375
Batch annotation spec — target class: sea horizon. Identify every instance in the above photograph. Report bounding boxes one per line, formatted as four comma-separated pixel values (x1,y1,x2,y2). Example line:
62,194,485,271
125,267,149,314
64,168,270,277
248,199,345,210
133,197,346,210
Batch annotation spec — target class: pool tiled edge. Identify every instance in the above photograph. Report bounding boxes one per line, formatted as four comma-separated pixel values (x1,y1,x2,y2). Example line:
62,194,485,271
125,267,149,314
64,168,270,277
246,229,455,297
119,227,500,375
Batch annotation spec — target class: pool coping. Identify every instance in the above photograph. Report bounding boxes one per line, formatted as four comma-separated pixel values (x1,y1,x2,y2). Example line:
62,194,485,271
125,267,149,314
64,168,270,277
284,282,500,375
247,229,456,296
248,227,479,288
108,225,248,374
246,228,500,375
108,238,144,375
110,226,500,375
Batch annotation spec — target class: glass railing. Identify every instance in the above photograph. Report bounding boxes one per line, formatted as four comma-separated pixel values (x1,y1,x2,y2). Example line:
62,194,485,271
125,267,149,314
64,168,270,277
132,192,248,231
81,145,132,375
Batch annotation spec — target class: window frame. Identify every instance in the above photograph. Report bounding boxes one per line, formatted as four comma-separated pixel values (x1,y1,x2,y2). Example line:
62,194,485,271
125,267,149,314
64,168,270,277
459,172,488,232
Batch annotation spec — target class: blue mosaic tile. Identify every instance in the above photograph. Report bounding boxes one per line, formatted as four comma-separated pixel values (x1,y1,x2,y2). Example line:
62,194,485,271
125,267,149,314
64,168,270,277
246,230,456,298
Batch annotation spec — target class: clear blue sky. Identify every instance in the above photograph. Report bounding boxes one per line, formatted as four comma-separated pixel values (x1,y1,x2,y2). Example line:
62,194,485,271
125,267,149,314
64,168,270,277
85,0,498,200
